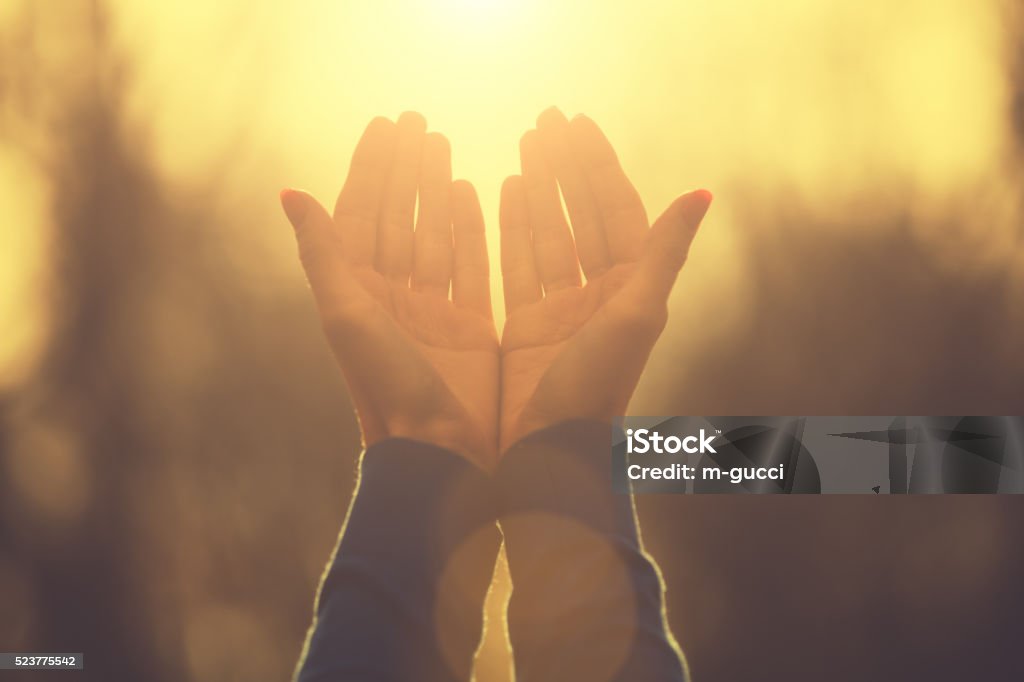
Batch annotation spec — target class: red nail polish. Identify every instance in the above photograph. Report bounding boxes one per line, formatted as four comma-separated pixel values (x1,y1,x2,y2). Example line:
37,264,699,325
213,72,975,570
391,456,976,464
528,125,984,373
680,190,713,226
694,189,713,204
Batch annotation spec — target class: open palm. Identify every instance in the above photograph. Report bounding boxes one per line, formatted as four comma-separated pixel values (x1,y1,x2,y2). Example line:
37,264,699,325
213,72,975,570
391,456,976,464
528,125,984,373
282,114,498,467
499,109,712,452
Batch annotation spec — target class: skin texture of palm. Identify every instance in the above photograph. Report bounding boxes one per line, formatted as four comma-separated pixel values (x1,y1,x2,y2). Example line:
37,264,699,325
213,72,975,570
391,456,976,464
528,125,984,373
500,266,669,440
327,267,499,462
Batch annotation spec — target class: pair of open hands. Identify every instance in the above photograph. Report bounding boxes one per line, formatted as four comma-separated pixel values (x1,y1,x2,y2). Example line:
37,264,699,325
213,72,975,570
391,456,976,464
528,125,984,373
280,108,711,471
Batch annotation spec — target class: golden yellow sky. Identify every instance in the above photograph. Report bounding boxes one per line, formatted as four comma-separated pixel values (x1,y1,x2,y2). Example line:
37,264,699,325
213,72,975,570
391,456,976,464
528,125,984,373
0,0,1014,390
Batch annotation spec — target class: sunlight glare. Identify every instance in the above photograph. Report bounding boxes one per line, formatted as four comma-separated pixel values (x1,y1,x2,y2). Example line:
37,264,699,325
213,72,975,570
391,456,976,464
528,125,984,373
108,0,1010,329
443,0,513,22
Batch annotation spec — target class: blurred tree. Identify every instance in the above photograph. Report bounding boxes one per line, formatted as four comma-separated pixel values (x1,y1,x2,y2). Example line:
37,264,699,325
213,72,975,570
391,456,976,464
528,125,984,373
1,2,360,679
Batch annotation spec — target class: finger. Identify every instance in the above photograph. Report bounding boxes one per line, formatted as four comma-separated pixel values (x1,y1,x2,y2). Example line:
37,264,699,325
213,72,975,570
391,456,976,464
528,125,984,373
568,115,648,263
413,132,453,295
629,190,712,302
334,117,398,267
499,175,542,313
282,189,364,323
377,111,425,281
452,180,492,319
520,129,581,291
536,107,611,279
283,189,386,444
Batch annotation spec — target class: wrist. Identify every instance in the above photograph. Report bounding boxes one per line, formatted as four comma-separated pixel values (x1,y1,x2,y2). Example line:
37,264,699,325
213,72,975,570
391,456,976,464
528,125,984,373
500,416,613,458
385,415,496,471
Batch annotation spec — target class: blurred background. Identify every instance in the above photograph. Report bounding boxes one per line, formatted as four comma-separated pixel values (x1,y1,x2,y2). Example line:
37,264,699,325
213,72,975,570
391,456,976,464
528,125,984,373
1,0,1023,680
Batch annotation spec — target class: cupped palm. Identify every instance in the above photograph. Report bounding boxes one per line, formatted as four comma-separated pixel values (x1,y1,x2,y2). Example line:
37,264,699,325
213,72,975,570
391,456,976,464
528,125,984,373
283,113,499,467
498,109,711,452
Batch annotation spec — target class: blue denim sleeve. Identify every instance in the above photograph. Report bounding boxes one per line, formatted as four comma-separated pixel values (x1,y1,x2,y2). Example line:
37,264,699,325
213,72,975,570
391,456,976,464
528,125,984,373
495,420,688,682
295,439,502,682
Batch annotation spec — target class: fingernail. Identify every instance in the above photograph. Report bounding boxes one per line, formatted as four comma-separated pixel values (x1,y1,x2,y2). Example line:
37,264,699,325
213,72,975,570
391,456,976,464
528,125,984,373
694,189,713,204
280,189,308,228
682,189,713,225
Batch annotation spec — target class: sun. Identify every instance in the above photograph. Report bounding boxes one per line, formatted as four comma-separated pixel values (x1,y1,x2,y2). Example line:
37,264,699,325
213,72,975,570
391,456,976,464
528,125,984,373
440,0,518,24
448,0,506,10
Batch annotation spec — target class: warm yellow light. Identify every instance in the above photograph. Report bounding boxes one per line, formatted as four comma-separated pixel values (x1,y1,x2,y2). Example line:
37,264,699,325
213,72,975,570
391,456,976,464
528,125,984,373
0,147,49,391
443,0,513,19
103,0,1009,332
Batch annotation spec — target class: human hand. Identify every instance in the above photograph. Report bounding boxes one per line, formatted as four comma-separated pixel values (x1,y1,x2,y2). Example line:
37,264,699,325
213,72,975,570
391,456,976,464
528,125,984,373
498,108,712,454
280,113,499,469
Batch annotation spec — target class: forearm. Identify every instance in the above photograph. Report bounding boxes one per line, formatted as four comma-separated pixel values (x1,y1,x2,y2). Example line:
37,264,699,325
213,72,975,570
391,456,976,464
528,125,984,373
296,439,502,682
496,420,687,682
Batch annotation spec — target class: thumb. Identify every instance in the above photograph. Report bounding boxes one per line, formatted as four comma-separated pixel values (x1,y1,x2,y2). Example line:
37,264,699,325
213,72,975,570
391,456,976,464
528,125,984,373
280,188,355,322
634,189,712,301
